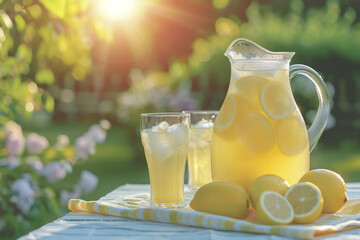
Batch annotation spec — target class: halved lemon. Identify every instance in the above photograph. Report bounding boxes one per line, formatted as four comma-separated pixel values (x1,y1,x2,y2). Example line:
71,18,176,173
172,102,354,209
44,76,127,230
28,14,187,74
214,95,236,130
285,182,324,223
299,169,348,213
277,115,308,155
256,191,294,225
260,83,295,119
240,113,274,153
249,174,290,209
234,76,268,103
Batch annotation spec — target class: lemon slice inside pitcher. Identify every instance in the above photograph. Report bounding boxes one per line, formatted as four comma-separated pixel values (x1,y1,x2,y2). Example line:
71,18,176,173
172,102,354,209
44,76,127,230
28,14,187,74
260,83,295,119
277,115,308,155
215,95,236,130
234,76,268,102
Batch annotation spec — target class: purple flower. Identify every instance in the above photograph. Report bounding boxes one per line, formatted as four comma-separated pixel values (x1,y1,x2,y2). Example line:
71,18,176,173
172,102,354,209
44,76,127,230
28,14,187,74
147,87,170,108
77,170,98,194
6,133,25,155
87,125,106,144
26,133,49,154
25,156,43,173
75,136,95,160
0,156,20,169
167,89,199,111
11,178,35,214
41,162,67,182
5,122,25,155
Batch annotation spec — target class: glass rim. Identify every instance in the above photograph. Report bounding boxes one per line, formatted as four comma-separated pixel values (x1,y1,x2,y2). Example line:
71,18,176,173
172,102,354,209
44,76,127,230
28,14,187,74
140,112,190,118
182,110,218,115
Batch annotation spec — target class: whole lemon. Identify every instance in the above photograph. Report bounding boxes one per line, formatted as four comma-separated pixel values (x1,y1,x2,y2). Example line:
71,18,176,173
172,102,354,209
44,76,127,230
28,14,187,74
189,182,249,219
299,169,348,213
249,174,290,209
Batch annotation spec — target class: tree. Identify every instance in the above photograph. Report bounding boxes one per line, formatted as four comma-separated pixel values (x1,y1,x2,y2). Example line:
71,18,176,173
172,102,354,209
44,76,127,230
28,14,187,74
0,0,110,125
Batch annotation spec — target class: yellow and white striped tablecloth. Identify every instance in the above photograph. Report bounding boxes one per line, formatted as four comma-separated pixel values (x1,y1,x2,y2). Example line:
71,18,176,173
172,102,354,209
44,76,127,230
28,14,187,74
68,188,360,239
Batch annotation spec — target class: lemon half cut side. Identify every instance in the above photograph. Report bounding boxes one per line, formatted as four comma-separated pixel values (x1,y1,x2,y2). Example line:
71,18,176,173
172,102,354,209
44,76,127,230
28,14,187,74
256,191,294,225
285,182,324,224
249,174,290,209
260,83,295,119
299,169,348,213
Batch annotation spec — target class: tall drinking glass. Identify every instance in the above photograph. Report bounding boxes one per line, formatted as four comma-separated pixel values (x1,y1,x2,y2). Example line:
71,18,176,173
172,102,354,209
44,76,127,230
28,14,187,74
140,112,190,207
183,111,218,189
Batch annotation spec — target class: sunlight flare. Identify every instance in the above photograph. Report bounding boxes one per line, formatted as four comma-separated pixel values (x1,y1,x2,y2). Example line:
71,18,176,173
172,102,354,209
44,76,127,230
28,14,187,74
99,0,139,21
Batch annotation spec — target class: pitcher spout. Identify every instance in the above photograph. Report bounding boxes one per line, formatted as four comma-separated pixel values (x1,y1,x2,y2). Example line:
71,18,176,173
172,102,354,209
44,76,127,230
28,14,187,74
225,38,294,63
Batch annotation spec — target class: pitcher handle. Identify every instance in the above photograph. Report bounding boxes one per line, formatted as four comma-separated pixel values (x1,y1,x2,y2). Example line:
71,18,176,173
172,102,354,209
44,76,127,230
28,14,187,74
289,64,331,152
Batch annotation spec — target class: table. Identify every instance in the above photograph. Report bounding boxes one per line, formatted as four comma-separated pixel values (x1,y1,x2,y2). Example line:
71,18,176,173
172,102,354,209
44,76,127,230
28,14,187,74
19,183,360,240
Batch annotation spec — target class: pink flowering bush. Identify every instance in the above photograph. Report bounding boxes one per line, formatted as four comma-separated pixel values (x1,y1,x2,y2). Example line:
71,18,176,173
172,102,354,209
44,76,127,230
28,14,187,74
26,133,49,154
0,120,110,238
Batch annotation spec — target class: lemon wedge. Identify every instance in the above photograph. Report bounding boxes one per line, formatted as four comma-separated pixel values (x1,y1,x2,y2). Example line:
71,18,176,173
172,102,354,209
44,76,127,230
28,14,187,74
260,83,294,119
285,182,324,224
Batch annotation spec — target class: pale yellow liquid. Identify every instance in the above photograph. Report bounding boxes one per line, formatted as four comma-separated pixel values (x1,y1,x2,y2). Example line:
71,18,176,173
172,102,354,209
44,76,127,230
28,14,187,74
212,68,309,190
141,130,188,204
187,127,213,187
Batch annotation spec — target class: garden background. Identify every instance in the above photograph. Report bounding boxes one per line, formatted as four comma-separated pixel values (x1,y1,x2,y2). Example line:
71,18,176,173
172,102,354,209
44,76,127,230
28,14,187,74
1,0,360,239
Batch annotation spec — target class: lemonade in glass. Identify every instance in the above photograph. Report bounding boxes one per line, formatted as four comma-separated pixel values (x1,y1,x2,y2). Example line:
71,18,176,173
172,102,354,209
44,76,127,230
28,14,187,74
184,111,217,188
140,113,190,207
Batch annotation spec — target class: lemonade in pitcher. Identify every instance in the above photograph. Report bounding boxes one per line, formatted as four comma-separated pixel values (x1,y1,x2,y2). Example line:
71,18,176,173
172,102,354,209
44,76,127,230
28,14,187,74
212,39,330,190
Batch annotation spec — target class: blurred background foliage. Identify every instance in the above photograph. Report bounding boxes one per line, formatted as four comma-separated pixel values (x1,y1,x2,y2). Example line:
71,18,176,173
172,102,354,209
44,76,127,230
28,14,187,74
0,0,112,238
0,0,108,123
1,0,360,238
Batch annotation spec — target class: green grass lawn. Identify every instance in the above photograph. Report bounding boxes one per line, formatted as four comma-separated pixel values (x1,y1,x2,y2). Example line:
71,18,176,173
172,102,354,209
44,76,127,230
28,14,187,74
311,142,360,182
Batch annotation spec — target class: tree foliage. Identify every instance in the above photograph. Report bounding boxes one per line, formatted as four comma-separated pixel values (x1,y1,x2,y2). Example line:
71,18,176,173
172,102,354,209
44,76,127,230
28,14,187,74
123,0,360,143
0,1,112,239
0,0,110,125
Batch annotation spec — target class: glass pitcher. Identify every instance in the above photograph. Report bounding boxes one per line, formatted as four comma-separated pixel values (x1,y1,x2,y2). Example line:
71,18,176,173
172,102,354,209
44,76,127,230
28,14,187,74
211,38,330,190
